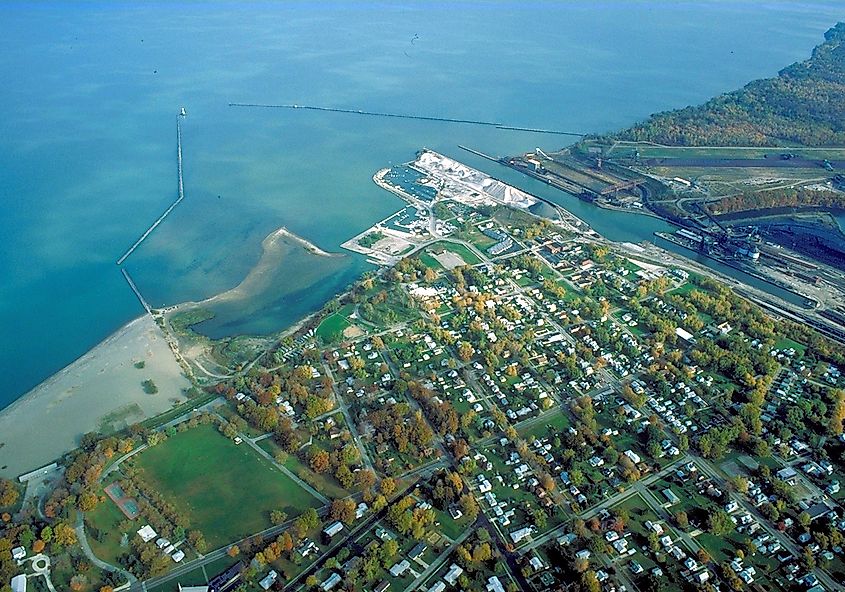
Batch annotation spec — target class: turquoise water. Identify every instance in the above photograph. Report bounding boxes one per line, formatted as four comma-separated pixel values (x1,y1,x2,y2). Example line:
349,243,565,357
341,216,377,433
1,1,843,407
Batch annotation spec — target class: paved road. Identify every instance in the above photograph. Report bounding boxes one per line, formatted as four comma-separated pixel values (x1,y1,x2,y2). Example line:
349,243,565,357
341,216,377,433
130,510,330,592
693,456,844,592
321,361,375,473
518,458,686,553
403,528,474,592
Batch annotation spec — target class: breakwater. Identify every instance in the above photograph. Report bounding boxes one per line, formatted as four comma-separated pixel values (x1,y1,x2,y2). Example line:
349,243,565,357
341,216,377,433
121,269,152,313
116,115,185,265
228,103,586,136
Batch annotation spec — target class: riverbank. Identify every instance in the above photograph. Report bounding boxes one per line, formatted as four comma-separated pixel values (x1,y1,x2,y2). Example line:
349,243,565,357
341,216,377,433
0,315,190,480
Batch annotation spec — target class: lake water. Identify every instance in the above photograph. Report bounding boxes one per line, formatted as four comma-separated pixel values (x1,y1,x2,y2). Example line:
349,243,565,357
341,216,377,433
1,1,843,408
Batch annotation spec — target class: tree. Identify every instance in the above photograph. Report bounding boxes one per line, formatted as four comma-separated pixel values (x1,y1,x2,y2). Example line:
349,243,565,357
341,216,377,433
0,479,19,507
32,540,46,553
279,532,293,553
472,542,493,563
356,469,376,491
372,495,388,512
459,494,480,521
675,511,689,530
228,545,240,557
70,575,88,591
381,539,399,567
331,499,357,525
52,523,77,548
188,530,208,553
335,464,354,489
582,571,601,592
270,510,288,525
457,342,474,362
729,476,749,494
707,509,735,536
380,477,396,497
309,449,331,473
78,491,99,512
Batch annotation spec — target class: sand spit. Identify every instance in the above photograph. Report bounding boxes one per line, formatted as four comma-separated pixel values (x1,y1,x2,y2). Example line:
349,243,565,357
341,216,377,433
0,315,190,479
169,226,342,312
0,227,338,479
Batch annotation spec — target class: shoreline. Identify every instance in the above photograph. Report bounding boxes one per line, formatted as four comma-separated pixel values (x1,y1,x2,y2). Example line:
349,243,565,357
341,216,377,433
167,226,343,314
0,315,190,479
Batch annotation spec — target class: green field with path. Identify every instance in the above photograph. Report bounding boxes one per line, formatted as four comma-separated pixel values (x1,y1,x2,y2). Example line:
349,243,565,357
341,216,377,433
133,424,321,547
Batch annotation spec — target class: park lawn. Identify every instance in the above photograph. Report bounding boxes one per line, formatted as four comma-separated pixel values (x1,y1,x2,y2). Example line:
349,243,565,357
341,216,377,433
518,409,571,441
316,312,352,343
438,242,482,265
85,493,137,566
418,252,443,270
282,453,353,500
133,424,322,548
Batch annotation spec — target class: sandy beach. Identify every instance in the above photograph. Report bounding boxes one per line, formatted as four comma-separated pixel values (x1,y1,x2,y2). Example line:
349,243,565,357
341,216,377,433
0,315,190,480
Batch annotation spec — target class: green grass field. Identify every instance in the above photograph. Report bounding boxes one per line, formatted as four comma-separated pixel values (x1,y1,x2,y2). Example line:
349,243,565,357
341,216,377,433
133,424,322,548
85,493,136,566
316,312,352,342
418,252,443,270
439,242,482,265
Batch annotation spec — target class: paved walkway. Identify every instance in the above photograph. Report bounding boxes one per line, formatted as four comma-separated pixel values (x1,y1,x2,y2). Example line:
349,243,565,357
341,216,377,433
242,433,330,505
74,513,137,585
28,554,57,592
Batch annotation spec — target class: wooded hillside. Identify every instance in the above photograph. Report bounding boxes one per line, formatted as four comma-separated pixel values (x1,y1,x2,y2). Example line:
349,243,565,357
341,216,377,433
616,23,845,147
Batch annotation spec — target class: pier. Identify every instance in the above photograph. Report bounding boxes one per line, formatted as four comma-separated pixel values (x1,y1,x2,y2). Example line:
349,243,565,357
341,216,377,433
228,102,586,136
116,115,186,265
121,269,152,314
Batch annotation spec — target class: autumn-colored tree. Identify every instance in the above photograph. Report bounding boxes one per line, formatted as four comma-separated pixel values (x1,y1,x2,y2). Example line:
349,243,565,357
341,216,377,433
0,479,19,507
78,491,99,512
380,477,397,497
32,539,46,553
828,389,845,435
356,469,376,491
228,545,240,557
53,523,77,548
279,531,294,553
70,575,87,591
472,542,493,563
335,464,354,489
459,494,479,521
309,449,331,473
331,498,357,525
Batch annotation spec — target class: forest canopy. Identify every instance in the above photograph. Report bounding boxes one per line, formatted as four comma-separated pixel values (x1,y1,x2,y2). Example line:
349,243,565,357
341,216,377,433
614,23,845,147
